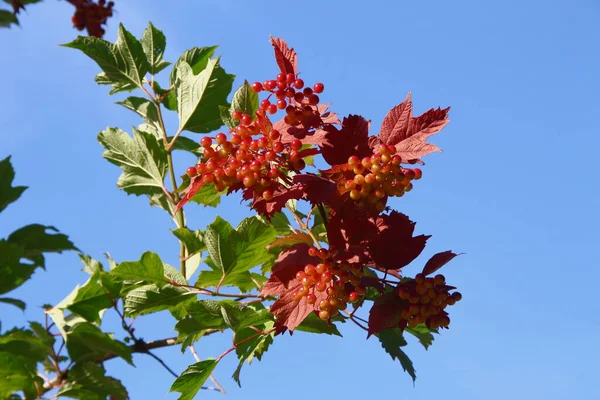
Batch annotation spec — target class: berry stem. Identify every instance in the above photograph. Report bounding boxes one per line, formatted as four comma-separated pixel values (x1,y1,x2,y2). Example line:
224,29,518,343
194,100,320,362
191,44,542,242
285,204,322,249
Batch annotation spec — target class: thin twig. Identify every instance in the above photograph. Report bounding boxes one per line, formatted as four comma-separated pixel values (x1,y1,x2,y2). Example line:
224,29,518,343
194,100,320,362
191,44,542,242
146,350,178,378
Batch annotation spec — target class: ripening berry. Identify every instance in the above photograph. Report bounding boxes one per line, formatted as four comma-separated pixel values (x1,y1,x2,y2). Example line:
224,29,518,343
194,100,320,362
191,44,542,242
273,141,284,152
354,174,365,185
313,82,324,93
318,310,330,320
232,110,242,121
415,273,425,284
318,300,330,311
452,292,462,302
433,274,445,286
413,168,423,180
243,176,255,187
308,246,319,257
306,294,317,304
350,189,361,200
251,82,263,92
348,155,360,165
262,190,274,201
348,292,359,303
318,248,328,259
186,166,197,177
200,136,212,148
215,132,227,145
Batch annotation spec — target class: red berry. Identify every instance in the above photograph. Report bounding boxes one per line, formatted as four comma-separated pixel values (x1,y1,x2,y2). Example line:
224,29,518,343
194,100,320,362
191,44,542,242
303,87,313,96
275,89,286,99
269,129,281,140
200,137,212,148
241,113,252,125
251,82,263,92
232,110,242,121
186,166,197,177
308,94,320,105
290,139,302,151
276,81,287,90
413,168,423,180
265,150,277,161
313,82,324,93
348,292,359,303
306,294,317,304
230,134,242,145
286,73,295,84
272,141,284,152
265,80,277,91
263,189,274,201
242,176,255,187
276,73,286,82
260,99,271,110
348,155,360,165
294,79,304,89
294,92,305,102
308,246,319,257
276,99,287,109
215,133,227,144
267,104,277,114
285,88,295,98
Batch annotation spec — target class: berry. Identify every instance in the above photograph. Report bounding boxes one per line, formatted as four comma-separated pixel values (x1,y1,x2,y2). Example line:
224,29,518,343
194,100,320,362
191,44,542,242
262,189,274,201
251,82,263,92
318,310,330,320
308,94,320,105
260,99,271,110
308,247,319,257
273,141,284,152
267,104,277,114
215,132,227,144
186,167,197,177
276,73,286,82
290,139,303,151
276,99,287,109
200,137,212,148
241,113,252,125
294,79,304,89
313,82,324,93
232,110,242,121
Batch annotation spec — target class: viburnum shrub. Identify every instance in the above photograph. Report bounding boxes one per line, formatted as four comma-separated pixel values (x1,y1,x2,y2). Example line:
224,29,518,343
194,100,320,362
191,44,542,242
0,22,462,399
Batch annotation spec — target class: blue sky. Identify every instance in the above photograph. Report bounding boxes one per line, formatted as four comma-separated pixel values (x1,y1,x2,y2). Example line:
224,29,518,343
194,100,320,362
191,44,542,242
2,0,600,398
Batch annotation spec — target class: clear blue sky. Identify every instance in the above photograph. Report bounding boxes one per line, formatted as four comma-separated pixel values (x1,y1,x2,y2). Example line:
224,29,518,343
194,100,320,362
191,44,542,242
2,0,600,398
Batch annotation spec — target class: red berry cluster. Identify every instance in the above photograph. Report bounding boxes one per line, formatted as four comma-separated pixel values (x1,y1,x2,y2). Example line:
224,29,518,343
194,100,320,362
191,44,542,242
70,0,114,38
251,73,325,127
398,273,462,329
292,246,367,320
185,114,308,199
343,144,422,212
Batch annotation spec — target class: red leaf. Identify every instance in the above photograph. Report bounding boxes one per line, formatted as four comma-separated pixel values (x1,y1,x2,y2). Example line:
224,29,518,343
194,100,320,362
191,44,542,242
422,251,459,276
377,93,450,162
270,36,298,75
379,92,413,146
175,176,205,214
293,174,338,205
320,115,372,166
251,186,304,220
369,211,430,271
367,292,407,337
261,244,327,331
275,104,338,145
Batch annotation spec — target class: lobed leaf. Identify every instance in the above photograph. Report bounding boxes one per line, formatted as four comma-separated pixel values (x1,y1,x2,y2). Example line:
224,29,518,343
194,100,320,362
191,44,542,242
0,156,27,214
170,359,218,400
141,22,170,75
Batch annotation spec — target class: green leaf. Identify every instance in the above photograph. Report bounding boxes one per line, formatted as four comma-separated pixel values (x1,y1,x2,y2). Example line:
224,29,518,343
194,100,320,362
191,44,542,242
405,324,437,350
47,284,88,340
174,58,235,133
0,328,47,362
172,228,205,256
169,136,204,156
111,251,165,283
232,319,274,386
170,46,218,86
0,10,18,28
295,312,343,336
311,205,329,243
219,301,273,332
65,276,113,323
230,80,259,119
0,353,42,399
63,24,149,94
180,300,229,330
190,184,225,207
0,297,25,311
141,22,169,75
7,224,77,267
170,359,218,400
219,105,235,129
28,322,55,349
376,328,416,382
124,284,194,316
0,156,27,214
116,96,160,129
58,362,128,400
200,216,276,290
98,127,172,214
66,322,132,365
